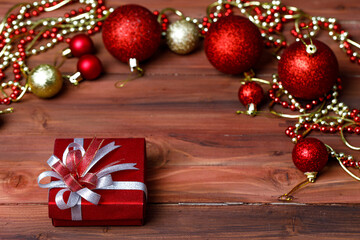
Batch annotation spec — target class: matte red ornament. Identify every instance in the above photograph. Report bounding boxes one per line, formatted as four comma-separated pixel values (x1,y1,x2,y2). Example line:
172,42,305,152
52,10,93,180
292,138,328,173
77,54,102,80
238,81,264,107
102,4,161,63
204,15,263,74
69,34,95,57
278,40,339,100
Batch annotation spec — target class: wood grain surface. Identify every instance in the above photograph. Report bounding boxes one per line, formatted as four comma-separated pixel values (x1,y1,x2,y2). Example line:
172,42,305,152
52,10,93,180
1,0,360,239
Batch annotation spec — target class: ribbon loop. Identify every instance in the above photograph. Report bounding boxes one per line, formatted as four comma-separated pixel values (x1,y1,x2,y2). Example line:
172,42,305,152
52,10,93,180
55,189,80,210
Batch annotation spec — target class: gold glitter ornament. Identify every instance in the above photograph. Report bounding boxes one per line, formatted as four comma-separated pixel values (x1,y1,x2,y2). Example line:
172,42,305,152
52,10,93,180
28,64,63,98
166,20,200,54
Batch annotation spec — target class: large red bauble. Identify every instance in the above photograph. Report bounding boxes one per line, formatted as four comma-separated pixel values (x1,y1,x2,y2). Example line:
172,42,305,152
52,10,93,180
77,54,103,80
204,15,263,74
102,4,161,63
292,138,328,173
238,81,264,107
69,34,95,57
278,40,339,100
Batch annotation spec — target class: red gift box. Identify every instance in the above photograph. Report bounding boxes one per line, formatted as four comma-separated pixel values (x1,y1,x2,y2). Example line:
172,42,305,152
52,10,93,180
40,138,146,227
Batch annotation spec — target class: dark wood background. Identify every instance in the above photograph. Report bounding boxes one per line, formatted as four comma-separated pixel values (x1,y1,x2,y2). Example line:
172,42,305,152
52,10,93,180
1,0,360,238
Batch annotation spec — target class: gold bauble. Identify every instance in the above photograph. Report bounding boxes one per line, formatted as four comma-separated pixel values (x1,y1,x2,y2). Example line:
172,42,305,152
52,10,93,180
28,64,63,98
166,20,200,55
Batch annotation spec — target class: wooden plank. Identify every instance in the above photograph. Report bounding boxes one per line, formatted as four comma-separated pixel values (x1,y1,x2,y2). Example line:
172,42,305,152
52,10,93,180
1,74,360,204
2,204,360,239
2,158,360,204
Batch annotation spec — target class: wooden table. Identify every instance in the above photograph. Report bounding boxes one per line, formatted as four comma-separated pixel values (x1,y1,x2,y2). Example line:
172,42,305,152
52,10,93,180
1,0,360,238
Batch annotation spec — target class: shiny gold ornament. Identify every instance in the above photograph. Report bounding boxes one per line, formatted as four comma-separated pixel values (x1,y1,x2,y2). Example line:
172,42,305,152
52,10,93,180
28,64,63,98
166,20,200,54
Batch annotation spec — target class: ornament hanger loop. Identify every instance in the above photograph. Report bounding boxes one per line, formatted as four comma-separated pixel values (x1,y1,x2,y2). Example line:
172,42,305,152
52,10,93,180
157,8,185,23
115,58,144,88
241,70,271,85
278,178,311,202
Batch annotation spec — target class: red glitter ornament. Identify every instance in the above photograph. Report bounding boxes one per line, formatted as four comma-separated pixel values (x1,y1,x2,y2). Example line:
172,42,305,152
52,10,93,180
69,34,95,57
292,138,328,173
278,40,339,100
238,81,264,107
77,54,103,80
204,15,263,74
102,4,161,63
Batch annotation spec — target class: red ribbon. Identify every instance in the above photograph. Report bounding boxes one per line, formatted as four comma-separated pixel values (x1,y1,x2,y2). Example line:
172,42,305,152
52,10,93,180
51,138,104,192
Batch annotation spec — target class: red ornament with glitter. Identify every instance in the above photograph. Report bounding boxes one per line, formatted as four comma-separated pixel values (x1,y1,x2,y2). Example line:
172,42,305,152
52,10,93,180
292,138,329,173
77,55,103,80
278,39,339,100
238,81,264,111
204,15,263,74
69,34,95,57
102,4,162,63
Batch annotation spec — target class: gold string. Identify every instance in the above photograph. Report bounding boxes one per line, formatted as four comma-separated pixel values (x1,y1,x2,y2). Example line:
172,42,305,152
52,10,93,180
340,123,360,151
0,107,13,115
115,67,144,88
250,78,271,85
347,39,360,50
44,0,72,12
278,179,310,201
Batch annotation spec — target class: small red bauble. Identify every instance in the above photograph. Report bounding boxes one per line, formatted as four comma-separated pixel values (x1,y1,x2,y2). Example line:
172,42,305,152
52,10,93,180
238,81,264,107
292,138,328,173
102,4,161,63
69,34,95,57
278,40,339,100
77,54,102,80
204,15,263,74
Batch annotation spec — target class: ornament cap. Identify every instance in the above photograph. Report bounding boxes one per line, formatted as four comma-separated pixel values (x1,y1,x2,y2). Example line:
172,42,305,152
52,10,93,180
305,172,318,182
247,103,257,116
306,44,317,55
129,58,140,73
67,72,83,86
62,48,73,58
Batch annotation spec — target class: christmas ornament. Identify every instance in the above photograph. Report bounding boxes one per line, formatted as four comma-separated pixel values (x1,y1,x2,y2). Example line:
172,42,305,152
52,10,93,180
292,138,329,175
238,81,264,115
102,4,162,64
204,15,263,74
77,55,103,80
166,19,200,55
28,64,63,98
68,34,95,57
278,39,339,100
